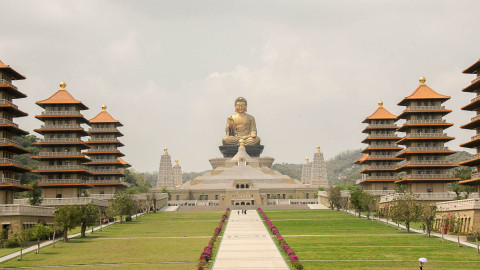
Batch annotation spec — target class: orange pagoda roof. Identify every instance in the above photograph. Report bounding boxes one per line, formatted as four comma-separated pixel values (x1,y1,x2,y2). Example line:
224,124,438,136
463,59,480,74
398,78,450,106
362,102,397,123
0,60,26,80
118,157,131,167
36,82,88,110
89,106,123,126
354,154,368,164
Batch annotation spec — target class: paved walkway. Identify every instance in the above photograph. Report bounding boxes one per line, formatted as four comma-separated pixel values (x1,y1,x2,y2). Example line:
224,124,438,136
346,210,478,249
213,210,289,270
307,203,329,209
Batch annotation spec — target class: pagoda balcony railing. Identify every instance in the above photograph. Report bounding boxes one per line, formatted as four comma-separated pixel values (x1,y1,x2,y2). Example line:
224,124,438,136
470,114,480,122
42,111,81,115
0,118,19,128
89,128,119,132
407,133,448,137
398,147,448,155
406,106,446,111
88,138,119,142
367,134,398,138
368,154,397,159
38,138,83,143
472,76,480,84
365,175,397,179
0,158,23,167
367,124,397,128
0,204,54,217
38,152,84,156
404,173,452,179
89,168,124,173
88,159,120,163
0,79,16,89
41,124,82,129
364,165,397,169
471,95,480,103
39,179,85,184
437,198,480,212
472,172,480,179
403,160,452,165
0,99,18,109
405,119,446,124
40,197,109,207
380,192,457,203
471,134,480,141
85,148,118,152
37,165,88,171
0,138,23,148
0,178,20,185
369,144,398,148
88,179,127,184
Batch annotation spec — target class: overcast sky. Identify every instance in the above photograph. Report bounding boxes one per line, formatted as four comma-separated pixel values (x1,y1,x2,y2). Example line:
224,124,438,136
1,0,479,172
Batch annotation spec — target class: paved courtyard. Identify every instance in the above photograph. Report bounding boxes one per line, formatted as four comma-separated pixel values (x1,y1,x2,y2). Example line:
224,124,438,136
213,210,289,270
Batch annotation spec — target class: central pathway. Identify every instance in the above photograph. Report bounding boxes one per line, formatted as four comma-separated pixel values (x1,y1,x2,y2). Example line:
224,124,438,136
213,210,289,270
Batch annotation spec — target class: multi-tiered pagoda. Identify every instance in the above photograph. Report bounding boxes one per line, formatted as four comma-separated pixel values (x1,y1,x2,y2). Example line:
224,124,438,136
459,59,480,193
356,101,402,192
0,60,31,203
84,105,129,195
32,82,93,198
395,77,459,193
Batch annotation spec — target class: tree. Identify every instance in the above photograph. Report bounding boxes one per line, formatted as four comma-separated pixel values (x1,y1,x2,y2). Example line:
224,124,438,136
78,203,100,237
12,228,31,260
30,223,53,254
388,193,420,232
28,180,43,206
55,205,80,242
161,187,172,200
349,187,366,217
360,192,376,220
111,191,134,222
471,228,480,254
327,186,342,210
418,203,436,237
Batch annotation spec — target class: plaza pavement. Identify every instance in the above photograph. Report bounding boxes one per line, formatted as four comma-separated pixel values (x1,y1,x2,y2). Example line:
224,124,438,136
213,210,289,270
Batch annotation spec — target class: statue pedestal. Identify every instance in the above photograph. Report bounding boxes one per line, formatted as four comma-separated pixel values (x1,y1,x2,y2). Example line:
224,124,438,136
219,145,264,158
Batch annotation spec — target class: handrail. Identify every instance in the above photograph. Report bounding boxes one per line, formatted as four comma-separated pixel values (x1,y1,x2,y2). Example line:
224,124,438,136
0,79,17,89
405,119,446,124
367,124,397,128
41,111,81,115
84,149,119,152
405,106,446,110
38,152,84,156
40,124,82,129
0,118,19,128
88,159,120,163
0,178,20,185
37,165,88,170
405,174,452,178
367,134,398,137
38,138,83,143
0,204,54,216
89,128,120,132
0,99,18,109
0,138,23,148
0,158,24,167
88,138,119,142
39,179,85,184
407,133,448,137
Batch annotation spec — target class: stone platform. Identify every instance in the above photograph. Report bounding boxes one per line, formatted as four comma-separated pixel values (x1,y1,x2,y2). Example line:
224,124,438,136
219,144,264,158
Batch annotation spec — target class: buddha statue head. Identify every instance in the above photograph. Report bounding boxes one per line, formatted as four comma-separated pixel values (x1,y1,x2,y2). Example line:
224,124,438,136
235,97,247,113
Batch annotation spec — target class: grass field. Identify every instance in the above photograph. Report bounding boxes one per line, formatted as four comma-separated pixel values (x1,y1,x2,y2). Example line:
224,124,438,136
263,209,480,269
0,211,224,269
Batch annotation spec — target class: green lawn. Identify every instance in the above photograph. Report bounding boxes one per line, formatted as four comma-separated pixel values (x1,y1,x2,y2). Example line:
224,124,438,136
263,209,480,269
0,211,224,268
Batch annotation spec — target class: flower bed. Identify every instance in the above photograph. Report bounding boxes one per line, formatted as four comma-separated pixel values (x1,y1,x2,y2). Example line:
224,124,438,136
198,208,230,270
258,208,303,270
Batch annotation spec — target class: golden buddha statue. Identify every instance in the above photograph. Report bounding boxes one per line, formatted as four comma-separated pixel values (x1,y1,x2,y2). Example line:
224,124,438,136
222,97,261,145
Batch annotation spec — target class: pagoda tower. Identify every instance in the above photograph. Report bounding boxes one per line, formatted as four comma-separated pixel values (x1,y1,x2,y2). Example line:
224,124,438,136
157,148,174,188
0,60,31,203
172,159,183,187
84,105,130,195
301,158,311,184
310,146,328,188
31,82,93,198
356,101,403,191
395,77,459,193
458,59,480,193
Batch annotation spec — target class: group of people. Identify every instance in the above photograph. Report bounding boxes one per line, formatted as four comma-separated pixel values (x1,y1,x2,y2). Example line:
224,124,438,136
237,209,248,215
